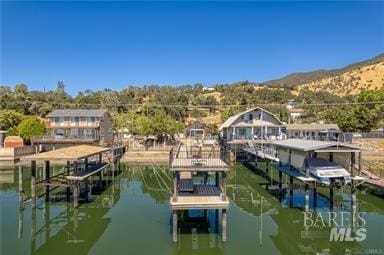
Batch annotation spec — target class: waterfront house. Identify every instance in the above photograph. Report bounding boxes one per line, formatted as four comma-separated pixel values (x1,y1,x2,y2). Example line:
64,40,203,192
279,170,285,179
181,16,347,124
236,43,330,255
285,123,341,141
184,120,213,138
32,109,113,150
219,107,285,148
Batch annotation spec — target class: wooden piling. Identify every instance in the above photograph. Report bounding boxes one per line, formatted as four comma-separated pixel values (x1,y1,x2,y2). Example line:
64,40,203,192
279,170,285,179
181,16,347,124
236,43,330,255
278,170,283,201
329,181,334,210
172,210,178,242
304,183,310,212
18,165,24,203
222,209,227,242
173,172,177,202
313,185,318,209
44,160,50,202
31,161,36,208
222,172,227,200
66,161,70,202
289,175,294,207
73,182,79,208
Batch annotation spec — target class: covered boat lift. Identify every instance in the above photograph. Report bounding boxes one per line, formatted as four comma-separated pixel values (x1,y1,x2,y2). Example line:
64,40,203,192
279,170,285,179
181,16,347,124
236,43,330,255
243,139,366,212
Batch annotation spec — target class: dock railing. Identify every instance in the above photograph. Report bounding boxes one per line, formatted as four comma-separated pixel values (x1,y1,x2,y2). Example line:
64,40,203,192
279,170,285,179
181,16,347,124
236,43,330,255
169,146,231,170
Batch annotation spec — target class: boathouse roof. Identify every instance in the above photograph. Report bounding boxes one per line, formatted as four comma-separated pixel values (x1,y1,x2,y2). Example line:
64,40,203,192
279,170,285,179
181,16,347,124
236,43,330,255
22,145,110,161
272,139,361,152
46,109,107,117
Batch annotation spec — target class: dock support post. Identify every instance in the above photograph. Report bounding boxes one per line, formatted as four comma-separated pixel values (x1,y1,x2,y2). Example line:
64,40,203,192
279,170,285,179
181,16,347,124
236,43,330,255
329,181,334,210
73,181,79,208
215,209,219,233
18,203,24,239
358,152,362,176
44,202,50,241
18,165,24,203
313,185,318,209
31,206,36,252
172,210,178,242
351,180,357,226
173,172,178,202
278,170,283,201
266,160,270,178
31,161,36,208
289,175,293,207
304,183,310,212
222,172,227,200
66,161,70,202
222,209,227,242
44,160,50,202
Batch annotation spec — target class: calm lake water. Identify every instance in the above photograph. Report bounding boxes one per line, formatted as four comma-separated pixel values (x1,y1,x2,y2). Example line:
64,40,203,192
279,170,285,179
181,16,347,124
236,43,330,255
1,164,384,255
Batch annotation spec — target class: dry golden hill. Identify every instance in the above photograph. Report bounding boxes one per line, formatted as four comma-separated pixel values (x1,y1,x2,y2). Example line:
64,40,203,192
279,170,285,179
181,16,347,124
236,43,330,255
294,61,384,95
265,53,384,95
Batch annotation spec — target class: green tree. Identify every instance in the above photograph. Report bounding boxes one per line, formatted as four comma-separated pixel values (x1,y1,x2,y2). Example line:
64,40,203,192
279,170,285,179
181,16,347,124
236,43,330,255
16,116,45,143
221,107,238,122
0,110,25,134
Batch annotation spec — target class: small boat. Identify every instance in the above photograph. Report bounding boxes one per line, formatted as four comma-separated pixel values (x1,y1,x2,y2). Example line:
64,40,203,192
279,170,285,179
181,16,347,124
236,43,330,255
302,157,352,185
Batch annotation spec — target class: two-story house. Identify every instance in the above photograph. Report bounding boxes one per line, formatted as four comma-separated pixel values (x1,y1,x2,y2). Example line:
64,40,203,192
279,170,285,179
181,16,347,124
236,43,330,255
219,107,285,148
32,109,113,150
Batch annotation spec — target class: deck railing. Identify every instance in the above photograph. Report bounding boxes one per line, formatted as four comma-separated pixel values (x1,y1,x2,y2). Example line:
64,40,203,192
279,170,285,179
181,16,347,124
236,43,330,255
169,146,231,169
31,135,99,143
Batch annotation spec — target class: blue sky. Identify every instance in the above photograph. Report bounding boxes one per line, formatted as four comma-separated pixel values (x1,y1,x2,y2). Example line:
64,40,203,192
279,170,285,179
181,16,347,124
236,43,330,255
1,1,383,95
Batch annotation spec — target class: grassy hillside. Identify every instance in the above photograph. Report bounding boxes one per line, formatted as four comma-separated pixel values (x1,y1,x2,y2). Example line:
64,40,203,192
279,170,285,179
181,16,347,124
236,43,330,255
265,53,384,95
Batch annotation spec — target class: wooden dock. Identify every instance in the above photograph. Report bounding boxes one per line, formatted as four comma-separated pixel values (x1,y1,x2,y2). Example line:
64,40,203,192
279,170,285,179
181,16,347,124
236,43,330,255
20,145,124,208
169,145,231,242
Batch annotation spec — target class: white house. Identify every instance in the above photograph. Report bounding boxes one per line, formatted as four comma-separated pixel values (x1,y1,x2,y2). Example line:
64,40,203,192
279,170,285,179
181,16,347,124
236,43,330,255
219,107,285,144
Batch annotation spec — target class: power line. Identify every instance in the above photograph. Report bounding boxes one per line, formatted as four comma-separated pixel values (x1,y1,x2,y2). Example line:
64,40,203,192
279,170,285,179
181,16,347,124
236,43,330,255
67,101,384,109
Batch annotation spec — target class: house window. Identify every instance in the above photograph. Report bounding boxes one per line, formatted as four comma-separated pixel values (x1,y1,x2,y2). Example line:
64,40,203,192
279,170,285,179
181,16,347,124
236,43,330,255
249,114,253,121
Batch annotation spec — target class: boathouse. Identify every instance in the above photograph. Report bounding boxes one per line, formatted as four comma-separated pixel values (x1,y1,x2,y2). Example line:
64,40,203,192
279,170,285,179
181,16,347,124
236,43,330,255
20,145,124,208
169,145,231,242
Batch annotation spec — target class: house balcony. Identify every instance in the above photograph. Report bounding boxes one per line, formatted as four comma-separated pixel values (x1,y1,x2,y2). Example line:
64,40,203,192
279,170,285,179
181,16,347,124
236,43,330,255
31,135,100,145
48,122,100,128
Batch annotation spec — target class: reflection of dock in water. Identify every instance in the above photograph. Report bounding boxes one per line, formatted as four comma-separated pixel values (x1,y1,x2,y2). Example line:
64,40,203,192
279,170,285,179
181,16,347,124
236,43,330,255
173,209,226,255
18,165,121,255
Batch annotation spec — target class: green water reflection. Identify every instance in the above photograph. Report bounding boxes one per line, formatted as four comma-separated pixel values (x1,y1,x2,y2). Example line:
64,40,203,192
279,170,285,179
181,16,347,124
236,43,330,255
1,164,383,255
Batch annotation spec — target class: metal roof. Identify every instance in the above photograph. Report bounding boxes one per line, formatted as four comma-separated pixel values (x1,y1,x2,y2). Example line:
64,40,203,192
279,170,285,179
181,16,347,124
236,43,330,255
272,139,360,152
218,106,282,131
46,109,107,117
285,123,339,131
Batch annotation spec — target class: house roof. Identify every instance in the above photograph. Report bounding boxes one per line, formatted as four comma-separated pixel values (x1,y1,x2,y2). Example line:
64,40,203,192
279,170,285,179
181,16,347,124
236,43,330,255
219,106,282,131
285,123,339,131
185,120,211,129
46,109,107,117
272,139,360,152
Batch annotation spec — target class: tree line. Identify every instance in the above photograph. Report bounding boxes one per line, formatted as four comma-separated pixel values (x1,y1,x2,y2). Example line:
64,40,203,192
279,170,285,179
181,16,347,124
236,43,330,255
0,81,383,141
